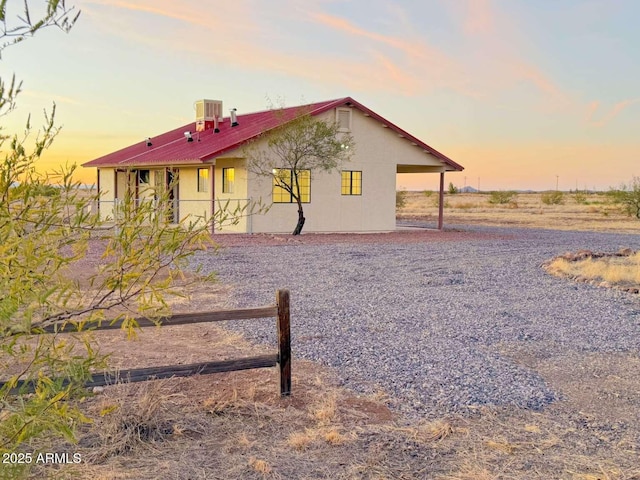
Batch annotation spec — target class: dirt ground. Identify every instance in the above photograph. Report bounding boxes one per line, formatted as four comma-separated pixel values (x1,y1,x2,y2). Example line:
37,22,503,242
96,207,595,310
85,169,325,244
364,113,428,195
22,211,640,479
44,279,640,480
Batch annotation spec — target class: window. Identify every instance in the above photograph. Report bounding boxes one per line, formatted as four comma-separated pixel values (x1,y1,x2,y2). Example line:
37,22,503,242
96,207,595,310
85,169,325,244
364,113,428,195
336,108,352,132
272,169,310,203
222,167,234,194
341,170,362,195
138,169,150,184
197,168,209,192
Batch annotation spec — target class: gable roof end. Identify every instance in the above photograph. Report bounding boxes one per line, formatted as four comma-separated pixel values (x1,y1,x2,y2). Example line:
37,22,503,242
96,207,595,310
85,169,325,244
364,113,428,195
82,97,463,172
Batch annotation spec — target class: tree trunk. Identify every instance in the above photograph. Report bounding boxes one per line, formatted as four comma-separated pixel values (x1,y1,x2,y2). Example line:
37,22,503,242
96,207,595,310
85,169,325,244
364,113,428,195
292,205,305,235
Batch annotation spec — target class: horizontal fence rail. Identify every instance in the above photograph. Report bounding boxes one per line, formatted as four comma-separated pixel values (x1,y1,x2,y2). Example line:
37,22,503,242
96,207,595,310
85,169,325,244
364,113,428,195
1,290,292,397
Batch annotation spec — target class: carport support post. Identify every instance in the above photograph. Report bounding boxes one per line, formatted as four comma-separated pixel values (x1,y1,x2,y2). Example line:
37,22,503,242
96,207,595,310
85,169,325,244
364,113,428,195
438,171,445,230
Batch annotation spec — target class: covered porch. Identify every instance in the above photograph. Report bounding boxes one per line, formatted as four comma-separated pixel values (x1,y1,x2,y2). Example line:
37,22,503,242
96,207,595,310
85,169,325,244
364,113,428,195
397,164,451,230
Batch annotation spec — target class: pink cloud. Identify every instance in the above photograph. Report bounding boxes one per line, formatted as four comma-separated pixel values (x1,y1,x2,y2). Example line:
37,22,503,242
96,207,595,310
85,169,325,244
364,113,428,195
586,99,638,127
308,11,473,96
448,0,569,106
585,100,599,123
85,0,259,35
464,0,494,35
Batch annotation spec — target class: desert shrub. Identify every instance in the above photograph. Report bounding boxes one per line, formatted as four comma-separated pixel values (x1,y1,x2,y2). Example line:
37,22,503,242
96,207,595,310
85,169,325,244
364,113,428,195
541,191,565,205
607,177,640,219
488,190,517,205
422,190,433,197
396,190,407,209
0,4,228,473
573,190,588,204
447,182,458,194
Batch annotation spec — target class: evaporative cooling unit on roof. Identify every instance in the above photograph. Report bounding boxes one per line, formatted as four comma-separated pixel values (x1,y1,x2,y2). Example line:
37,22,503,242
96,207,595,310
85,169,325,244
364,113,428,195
195,99,223,131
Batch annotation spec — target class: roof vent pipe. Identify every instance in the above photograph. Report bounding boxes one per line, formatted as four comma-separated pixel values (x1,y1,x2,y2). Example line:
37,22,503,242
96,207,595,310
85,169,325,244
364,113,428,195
230,108,239,127
214,116,220,133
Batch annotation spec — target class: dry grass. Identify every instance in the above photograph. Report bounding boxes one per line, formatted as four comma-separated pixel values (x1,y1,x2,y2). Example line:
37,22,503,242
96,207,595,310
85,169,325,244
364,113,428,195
310,393,338,425
397,191,638,233
34,335,640,480
547,252,640,285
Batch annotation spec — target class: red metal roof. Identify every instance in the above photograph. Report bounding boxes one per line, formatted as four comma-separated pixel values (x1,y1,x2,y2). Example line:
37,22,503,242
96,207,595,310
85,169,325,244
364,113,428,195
82,97,463,171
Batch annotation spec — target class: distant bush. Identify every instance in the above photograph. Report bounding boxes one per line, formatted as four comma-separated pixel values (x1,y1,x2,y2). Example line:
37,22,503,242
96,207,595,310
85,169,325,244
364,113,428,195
607,177,640,219
396,190,408,209
572,190,588,204
448,182,458,194
423,190,433,197
488,190,517,205
541,191,565,205
10,183,60,199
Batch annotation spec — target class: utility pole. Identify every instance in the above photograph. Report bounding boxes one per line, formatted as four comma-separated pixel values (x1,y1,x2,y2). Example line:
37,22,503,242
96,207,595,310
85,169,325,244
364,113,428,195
477,177,480,193
556,175,559,191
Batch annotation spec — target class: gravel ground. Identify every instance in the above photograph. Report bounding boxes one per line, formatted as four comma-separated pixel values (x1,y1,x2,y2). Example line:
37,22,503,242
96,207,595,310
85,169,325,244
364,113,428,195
191,224,640,421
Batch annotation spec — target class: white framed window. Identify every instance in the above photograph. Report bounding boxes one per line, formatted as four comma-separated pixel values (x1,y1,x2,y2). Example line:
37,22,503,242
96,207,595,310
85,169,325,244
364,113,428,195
336,108,352,132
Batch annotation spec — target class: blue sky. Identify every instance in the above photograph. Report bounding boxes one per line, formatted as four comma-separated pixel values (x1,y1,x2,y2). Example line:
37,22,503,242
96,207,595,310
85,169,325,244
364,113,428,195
2,0,639,190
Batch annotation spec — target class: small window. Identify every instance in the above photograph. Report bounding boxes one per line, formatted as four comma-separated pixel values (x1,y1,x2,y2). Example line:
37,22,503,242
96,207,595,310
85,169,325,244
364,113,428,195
336,108,352,132
222,168,235,194
273,168,310,203
341,171,361,195
197,168,209,193
138,169,150,184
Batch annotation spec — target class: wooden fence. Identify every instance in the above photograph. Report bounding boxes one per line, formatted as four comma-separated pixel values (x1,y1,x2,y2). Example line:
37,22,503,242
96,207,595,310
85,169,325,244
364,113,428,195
2,290,291,397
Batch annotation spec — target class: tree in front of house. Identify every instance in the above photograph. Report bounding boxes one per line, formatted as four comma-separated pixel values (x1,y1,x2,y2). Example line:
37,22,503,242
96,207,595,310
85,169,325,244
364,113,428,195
246,108,354,235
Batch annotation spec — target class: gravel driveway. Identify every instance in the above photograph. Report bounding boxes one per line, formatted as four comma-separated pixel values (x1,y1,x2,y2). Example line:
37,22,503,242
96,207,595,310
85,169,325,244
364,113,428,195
191,225,640,421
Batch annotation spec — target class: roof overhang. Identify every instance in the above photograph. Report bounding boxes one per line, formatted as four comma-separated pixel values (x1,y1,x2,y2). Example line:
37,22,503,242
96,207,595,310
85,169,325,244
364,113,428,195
397,165,452,174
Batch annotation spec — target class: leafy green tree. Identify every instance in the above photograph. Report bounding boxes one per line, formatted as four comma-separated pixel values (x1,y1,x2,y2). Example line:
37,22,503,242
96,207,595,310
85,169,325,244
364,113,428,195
0,3,216,476
447,182,458,194
245,107,354,235
608,177,640,219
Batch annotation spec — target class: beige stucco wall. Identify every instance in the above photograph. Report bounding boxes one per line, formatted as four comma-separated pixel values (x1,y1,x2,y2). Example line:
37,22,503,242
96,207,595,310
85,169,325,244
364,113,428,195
177,167,213,226
244,108,443,233
97,168,115,220
213,158,249,233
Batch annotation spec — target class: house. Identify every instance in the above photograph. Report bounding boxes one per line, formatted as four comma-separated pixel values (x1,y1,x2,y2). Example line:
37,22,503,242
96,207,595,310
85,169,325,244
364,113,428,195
82,97,463,233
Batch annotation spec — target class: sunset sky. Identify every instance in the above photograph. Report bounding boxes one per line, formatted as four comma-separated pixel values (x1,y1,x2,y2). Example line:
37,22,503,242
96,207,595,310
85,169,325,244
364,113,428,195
2,0,639,191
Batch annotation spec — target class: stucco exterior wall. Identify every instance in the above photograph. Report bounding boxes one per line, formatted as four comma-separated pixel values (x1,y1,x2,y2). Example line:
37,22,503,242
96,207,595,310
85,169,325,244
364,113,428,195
97,168,115,220
177,167,212,226
245,107,439,233
213,158,249,233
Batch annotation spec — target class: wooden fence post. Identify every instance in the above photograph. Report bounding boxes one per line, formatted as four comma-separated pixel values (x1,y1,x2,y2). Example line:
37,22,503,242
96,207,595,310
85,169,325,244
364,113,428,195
276,289,291,396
